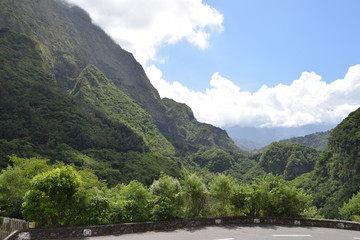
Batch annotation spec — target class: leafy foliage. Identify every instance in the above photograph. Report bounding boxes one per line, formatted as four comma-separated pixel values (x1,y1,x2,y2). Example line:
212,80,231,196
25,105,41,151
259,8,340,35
0,156,53,217
0,157,316,226
250,174,312,217
209,174,235,216
22,166,82,227
340,192,360,221
181,172,209,218
22,165,111,227
150,172,182,220
113,180,153,223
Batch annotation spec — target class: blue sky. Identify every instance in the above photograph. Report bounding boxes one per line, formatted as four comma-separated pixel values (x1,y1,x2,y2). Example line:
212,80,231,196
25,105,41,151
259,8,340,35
69,0,360,128
154,0,360,92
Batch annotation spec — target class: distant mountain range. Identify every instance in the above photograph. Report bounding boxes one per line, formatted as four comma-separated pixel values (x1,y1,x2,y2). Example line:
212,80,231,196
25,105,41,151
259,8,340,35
280,130,331,150
225,124,335,150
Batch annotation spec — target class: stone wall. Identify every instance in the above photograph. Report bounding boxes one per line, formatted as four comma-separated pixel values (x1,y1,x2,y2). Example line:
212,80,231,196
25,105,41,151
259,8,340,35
5,216,360,240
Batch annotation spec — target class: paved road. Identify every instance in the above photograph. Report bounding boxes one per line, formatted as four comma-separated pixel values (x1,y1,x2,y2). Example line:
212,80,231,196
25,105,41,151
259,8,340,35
65,225,360,240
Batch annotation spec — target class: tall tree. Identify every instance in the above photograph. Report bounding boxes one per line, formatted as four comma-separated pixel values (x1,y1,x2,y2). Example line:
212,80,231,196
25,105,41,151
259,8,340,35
209,174,235,216
0,156,52,218
150,172,182,220
181,172,208,217
22,166,82,227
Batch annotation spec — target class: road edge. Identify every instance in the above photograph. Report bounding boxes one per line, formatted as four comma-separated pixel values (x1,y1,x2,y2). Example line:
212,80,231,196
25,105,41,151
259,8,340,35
5,216,360,240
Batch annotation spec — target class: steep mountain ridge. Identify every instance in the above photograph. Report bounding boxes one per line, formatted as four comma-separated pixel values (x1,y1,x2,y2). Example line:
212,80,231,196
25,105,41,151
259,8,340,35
0,28,145,155
0,0,237,156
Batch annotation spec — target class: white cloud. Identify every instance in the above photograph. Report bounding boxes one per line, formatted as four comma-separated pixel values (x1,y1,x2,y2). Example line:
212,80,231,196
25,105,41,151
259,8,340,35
146,64,360,128
67,0,223,65
65,0,359,128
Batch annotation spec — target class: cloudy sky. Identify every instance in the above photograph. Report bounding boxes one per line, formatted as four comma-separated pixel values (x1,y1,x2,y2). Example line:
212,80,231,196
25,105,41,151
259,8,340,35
68,0,360,128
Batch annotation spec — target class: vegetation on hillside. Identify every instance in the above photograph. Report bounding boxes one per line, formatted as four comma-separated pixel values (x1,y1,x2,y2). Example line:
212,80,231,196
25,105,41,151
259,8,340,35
72,64,175,156
293,107,360,219
259,142,319,180
339,192,360,222
0,0,237,156
0,28,180,185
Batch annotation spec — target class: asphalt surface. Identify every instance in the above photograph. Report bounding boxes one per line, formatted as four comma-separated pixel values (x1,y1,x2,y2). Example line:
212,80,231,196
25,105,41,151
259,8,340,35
65,225,360,240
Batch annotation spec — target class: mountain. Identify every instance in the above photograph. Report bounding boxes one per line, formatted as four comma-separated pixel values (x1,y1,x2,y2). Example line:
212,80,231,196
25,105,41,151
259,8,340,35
226,124,335,150
0,0,237,153
0,0,238,184
292,107,360,218
280,131,331,150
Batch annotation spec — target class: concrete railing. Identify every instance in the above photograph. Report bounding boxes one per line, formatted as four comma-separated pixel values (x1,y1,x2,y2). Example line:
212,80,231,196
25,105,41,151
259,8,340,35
5,216,360,240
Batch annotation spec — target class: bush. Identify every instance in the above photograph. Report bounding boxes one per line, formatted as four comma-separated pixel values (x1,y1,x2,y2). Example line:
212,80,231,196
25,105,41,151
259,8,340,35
22,166,82,227
340,192,360,221
150,172,182,220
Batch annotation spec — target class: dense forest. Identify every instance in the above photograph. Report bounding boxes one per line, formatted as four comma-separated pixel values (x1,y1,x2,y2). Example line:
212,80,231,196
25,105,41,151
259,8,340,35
0,0,359,227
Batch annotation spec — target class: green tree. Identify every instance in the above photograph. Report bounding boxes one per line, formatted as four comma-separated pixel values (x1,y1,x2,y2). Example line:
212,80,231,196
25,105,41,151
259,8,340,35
75,197,112,226
251,174,312,217
209,174,235,216
181,172,208,217
340,192,360,221
67,169,112,226
0,156,53,217
22,166,82,227
230,184,252,216
150,172,182,220
114,180,153,222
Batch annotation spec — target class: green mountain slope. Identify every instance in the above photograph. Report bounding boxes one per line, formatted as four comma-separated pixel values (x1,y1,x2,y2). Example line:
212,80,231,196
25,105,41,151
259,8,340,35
0,28,144,155
293,107,360,218
72,64,175,156
0,0,236,156
0,28,183,184
0,0,240,187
